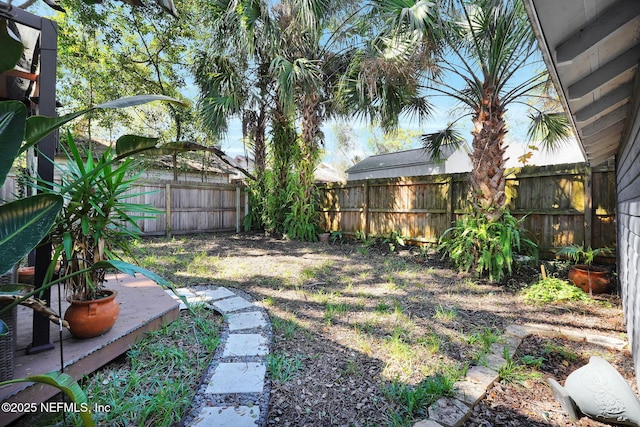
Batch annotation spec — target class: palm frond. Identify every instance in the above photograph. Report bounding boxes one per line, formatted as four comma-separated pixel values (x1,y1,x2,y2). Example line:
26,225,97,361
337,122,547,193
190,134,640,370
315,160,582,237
421,125,465,161
527,111,572,151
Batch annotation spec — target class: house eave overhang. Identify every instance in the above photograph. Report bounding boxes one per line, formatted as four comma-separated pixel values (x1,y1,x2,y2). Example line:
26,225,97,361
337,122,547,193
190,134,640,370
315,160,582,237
522,0,640,166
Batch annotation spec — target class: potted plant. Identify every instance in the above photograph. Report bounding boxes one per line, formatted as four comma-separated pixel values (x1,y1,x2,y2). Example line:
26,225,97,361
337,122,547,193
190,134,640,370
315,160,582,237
557,244,612,295
37,134,159,338
0,94,186,341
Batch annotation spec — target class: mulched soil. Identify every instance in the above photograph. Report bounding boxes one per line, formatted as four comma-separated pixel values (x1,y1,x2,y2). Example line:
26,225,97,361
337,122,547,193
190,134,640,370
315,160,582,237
130,232,632,427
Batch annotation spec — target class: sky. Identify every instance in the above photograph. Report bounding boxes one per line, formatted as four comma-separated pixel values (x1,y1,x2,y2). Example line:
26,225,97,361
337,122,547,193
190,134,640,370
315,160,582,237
215,95,586,170
32,1,585,171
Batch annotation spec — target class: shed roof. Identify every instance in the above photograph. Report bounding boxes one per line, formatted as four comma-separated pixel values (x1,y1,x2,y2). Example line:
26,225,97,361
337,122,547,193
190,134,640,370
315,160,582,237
345,146,458,174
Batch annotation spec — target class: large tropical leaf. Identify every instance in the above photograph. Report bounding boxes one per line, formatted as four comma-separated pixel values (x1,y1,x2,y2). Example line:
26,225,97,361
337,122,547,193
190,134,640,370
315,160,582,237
0,101,27,187
0,194,63,274
22,95,185,153
0,20,23,75
114,135,160,157
92,260,172,287
0,371,94,427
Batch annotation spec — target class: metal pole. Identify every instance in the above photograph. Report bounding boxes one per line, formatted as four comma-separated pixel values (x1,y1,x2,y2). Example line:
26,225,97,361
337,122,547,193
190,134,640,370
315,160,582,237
28,16,57,354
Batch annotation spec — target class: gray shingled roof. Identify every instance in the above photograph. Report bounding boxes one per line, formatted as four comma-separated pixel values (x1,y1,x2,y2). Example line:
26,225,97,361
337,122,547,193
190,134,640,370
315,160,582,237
345,146,457,174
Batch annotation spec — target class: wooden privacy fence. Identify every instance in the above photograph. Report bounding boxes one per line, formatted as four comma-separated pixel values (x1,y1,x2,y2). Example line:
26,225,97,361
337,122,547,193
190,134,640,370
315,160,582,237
124,181,248,236
318,162,616,256
0,175,248,237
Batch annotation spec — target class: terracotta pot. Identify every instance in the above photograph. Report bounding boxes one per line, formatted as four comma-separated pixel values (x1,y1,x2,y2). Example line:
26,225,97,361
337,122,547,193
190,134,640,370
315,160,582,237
318,233,330,243
64,290,119,339
18,266,35,285
568,265,611,294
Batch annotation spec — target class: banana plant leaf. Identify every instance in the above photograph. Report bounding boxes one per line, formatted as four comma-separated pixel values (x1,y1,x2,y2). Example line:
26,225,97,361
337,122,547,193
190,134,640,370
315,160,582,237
22,95,185,154
0,194,63,274
115,135,204,157
114,135,159,157
0,371,94,427
0,20,24,75
0,101,27,188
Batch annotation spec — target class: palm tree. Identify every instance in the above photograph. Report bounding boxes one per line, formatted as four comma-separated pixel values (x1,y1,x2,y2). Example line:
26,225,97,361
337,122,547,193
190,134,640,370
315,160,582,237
419,0,571,221
194,0,435,239
193,0,275,178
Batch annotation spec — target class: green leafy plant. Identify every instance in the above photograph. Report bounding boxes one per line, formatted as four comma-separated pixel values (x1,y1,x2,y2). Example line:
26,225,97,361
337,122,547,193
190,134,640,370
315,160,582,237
541,341,579,362
522,277,591,304
558,244,611,267
0,372,93,426
0,95,191,425
330,230,343,244
438,210,537,282
385,367,461,423
37,134,158,301
353,230,367,242
499,349,542,384
384,230,406,253
0,95,186,334
267,353,304,383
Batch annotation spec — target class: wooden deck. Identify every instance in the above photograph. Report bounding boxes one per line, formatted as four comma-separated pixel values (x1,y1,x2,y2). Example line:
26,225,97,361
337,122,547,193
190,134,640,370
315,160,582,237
0,275,180,426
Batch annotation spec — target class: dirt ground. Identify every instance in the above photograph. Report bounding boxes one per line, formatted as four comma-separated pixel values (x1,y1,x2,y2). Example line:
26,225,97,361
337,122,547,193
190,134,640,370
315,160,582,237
133,232,632,427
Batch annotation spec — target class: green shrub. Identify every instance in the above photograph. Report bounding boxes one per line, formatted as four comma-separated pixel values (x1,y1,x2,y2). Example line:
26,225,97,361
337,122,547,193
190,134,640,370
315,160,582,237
522,277,591,304
438,210,537,282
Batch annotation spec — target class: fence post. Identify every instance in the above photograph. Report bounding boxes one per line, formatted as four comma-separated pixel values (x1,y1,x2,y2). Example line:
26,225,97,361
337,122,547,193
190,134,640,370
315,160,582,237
362,181,369,236
584,166,593,248
236,186,241,233
165,183,172,238
245,190,249,231
447,176,454,226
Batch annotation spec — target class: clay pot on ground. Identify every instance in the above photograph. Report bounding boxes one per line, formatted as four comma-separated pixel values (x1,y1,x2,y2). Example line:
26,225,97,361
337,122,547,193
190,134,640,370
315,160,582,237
567,264,611,294
17,266,35,285
318,233,330,243
64,290,119,339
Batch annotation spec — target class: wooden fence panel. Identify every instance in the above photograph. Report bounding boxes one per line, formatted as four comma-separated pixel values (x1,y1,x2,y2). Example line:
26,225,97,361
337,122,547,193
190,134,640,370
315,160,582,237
592,167,617,250
318,163,615,255
122,181,246,236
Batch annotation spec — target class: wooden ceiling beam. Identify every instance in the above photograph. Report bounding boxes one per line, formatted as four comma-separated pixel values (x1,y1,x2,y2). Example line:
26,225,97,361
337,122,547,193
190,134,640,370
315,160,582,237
568,44,640,100
556,0,640,64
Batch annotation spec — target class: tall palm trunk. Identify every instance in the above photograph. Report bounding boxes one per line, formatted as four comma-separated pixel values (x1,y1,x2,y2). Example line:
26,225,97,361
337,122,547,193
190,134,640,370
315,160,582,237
470,83,507,222
296,93,321,236
300,93,321,196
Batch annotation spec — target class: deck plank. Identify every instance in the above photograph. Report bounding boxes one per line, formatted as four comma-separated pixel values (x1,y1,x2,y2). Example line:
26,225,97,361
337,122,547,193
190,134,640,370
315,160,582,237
0,275,179,426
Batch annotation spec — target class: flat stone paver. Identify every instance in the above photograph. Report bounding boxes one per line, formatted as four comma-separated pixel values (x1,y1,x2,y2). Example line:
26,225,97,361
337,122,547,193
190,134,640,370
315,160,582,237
192,406,260,427
222,334,269,357
228,311,267,331
206,362,266,394
210,296,255,313
428,397,471,427
196,287,237,301
465,365,500,387
454,380,487,407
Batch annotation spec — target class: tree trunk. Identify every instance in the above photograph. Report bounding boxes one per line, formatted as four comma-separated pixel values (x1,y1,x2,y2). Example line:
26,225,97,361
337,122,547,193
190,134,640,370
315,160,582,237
469,85,507,221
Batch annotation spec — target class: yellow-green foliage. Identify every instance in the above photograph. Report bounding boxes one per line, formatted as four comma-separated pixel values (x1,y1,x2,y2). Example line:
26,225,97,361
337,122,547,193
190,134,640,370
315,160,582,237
522,277,591,304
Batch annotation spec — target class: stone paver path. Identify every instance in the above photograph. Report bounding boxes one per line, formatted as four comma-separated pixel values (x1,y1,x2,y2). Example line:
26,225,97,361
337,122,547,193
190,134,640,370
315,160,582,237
166,286,271,427
166,287,628,427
